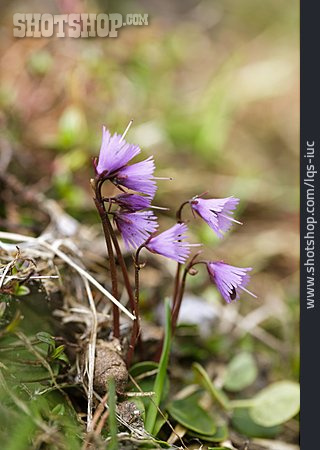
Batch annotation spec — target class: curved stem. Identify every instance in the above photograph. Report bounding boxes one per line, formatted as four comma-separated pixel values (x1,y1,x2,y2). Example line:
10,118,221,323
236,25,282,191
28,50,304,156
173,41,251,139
94,177,140,366
176,200,189,223
171,256,205,335
172,200,189,310
172,263,182,309
171,267,188,334
133,252,142,342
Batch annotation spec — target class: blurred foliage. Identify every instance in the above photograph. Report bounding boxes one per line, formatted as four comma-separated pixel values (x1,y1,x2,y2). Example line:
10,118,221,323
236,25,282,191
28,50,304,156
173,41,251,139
0,0,298,447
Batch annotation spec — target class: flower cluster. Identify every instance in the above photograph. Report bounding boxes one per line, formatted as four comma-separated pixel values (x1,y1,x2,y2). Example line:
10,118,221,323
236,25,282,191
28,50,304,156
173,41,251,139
95,124,255,303
95,126,158,247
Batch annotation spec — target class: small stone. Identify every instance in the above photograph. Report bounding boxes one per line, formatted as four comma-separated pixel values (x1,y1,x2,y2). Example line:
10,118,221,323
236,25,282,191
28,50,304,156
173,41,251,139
117,401,143,428
93,339,128,394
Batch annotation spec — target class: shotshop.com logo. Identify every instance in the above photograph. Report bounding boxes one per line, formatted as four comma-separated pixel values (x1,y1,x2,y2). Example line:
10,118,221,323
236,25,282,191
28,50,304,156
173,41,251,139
13,13,149,38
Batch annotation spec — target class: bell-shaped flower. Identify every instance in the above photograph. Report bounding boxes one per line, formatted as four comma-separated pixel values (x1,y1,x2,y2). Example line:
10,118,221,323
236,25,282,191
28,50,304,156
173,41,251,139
114,210,158,249
145,223,193,263
206,261,256,303
113,193,152,212
114,156,157,197
190,196,241,238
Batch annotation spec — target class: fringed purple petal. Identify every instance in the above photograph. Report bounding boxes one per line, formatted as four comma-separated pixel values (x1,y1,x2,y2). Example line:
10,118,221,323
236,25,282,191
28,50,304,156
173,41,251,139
114,210,158,250
96,126,141,175
146,223,191,263
114,157,157,197
113,194,151,212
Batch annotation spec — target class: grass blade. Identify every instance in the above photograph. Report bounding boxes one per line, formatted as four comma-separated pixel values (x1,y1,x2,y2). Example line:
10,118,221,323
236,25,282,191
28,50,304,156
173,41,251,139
107,378,118,449
145,298,171,434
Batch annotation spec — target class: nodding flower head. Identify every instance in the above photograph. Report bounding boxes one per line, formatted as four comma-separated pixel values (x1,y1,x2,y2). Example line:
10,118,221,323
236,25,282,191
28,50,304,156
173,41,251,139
114,210,158,250
113,156,157,197
113,193,152,212
206,261,256,303
190,196,241,238
96,126,141,176
145,223,193,263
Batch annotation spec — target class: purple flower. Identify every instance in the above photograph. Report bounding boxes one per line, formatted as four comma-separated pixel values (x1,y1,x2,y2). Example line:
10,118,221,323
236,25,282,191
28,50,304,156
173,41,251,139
114,156,157,197
113,194,152,212
190,197,241,238
206,261,256,303
145,223,192,263
114,210,158,249
96,126,141,176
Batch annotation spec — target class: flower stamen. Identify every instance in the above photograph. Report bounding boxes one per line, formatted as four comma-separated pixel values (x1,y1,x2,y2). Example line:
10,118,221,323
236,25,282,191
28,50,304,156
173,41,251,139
239,285,257,298
220,213,243,225
120,119,133,142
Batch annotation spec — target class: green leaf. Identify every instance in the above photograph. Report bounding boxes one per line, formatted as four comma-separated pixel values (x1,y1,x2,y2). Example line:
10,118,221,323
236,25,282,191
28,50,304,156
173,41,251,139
167,391,216,435
232,408,281,438
189,423,228,442
192,362,230,410
50,345,67,361
1,345,59,384
223,352,258,392
51,403,66,416
14,285,30,296
36,332,55,347
249,381,300,427
129,361,158,378
107,378,118,450
129,361,170,411
208,447,232,450
153,412,168,436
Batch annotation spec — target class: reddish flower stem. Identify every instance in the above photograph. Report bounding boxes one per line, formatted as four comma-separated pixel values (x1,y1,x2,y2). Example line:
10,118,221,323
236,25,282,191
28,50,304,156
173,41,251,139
154,200,191,361
172,200,189,310
105,217,140,367
93,177,141,366
170,268,188,333
134,244,145,308
94,181,120,338
171,256,205,335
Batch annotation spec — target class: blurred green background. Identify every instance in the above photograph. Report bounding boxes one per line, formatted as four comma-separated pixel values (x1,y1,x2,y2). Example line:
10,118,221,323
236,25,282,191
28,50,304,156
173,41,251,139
1,0,298,383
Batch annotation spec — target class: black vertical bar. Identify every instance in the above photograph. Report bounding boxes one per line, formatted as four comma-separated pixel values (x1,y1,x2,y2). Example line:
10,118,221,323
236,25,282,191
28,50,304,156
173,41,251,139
301,1,320,448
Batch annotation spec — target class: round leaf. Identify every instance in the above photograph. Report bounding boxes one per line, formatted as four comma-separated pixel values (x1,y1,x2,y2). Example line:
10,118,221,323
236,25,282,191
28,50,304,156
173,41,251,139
232,408,281,438
249,381,300,427
129,361,158,377
129,361,170,410
223,352,258,392
167,392,216,435
189,423,228,442
36,331,55,347
15,285,30,296
208,448,232,450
